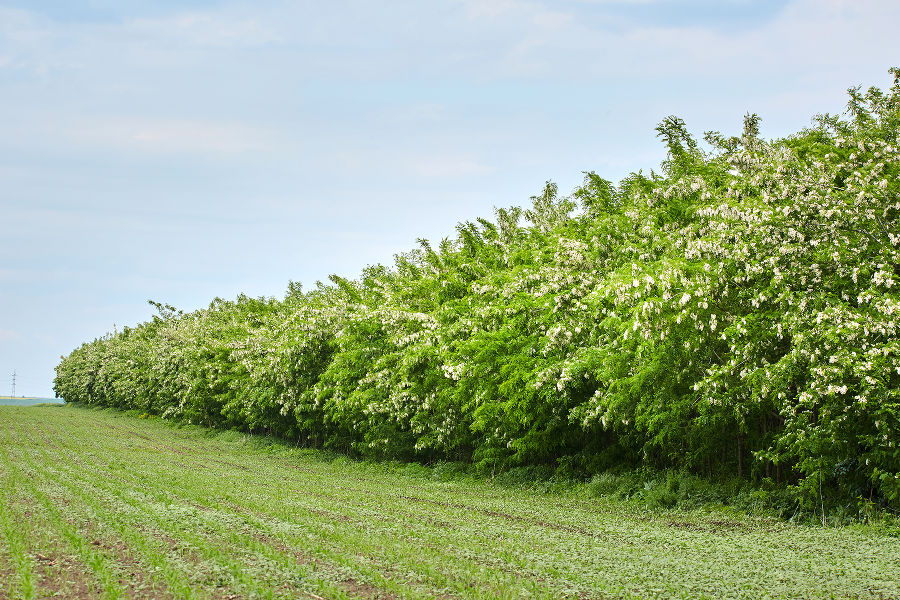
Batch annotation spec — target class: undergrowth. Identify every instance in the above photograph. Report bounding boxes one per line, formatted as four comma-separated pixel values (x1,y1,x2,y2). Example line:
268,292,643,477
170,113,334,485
118,403,900,529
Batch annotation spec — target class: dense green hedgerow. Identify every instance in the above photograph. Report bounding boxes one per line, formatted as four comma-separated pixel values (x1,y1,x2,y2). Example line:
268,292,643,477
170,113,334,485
55,70,900,513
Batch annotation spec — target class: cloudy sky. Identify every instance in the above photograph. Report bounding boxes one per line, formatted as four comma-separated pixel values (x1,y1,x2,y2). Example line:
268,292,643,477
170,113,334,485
1,0,898,397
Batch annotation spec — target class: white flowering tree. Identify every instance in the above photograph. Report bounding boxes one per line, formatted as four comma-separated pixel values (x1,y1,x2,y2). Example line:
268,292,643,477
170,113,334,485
55,69,900,511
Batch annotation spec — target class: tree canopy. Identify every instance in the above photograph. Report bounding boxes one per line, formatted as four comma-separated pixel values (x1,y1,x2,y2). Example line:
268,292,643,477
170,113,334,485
56,69,900,512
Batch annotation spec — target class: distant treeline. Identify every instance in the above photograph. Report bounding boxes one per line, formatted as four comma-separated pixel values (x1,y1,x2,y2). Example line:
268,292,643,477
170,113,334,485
56,70,900,510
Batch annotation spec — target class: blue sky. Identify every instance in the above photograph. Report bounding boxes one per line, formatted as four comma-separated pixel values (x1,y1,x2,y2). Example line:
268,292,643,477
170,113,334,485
1,0,898,397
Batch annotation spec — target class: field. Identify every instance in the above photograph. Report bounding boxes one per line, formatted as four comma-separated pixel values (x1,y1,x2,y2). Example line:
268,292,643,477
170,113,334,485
1,405,897,600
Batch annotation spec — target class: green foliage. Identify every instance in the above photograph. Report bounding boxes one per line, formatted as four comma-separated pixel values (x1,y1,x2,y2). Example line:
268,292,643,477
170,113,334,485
55,69,900,513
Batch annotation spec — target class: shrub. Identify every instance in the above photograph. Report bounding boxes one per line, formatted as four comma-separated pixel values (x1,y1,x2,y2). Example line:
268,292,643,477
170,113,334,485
55,69,900,513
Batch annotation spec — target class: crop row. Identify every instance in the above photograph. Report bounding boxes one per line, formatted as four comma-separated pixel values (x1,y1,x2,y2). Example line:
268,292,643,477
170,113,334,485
2,405,899,599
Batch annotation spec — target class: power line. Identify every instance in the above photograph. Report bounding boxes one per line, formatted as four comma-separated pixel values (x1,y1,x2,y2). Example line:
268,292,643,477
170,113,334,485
11,370,16,398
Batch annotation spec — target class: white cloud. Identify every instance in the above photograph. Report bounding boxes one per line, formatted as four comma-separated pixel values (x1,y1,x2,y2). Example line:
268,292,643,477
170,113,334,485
530,10,573,29
457,0,572,34
571,0,663,3
0,7,44,42
64,117,279,155
0,7,72,76
460,0,524,19
335,147,494,179
125,11,282,48
407,155,495,178
0,329,23,342
488,0,894,91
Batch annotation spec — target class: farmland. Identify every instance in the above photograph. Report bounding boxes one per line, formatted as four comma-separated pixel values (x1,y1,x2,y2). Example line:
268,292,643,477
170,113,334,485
1,405,897,599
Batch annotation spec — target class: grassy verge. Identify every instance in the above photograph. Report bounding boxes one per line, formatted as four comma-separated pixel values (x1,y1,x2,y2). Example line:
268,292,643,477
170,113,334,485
0,404,897,599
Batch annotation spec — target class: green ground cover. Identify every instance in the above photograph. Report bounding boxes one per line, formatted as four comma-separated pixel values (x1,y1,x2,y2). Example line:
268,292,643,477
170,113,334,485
1,404,897,599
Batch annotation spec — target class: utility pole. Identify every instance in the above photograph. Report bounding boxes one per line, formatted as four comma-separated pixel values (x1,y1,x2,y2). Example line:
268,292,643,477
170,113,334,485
11,370,15,398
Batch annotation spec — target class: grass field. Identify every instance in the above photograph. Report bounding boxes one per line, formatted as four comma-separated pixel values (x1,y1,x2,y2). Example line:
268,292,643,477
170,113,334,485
0,405,897,599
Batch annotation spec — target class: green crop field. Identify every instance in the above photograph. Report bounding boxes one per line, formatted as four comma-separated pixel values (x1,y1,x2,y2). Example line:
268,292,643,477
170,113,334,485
1,405,897,599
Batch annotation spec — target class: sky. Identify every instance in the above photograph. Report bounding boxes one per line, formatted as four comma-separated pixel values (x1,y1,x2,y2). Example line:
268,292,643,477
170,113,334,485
1,0,898,398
